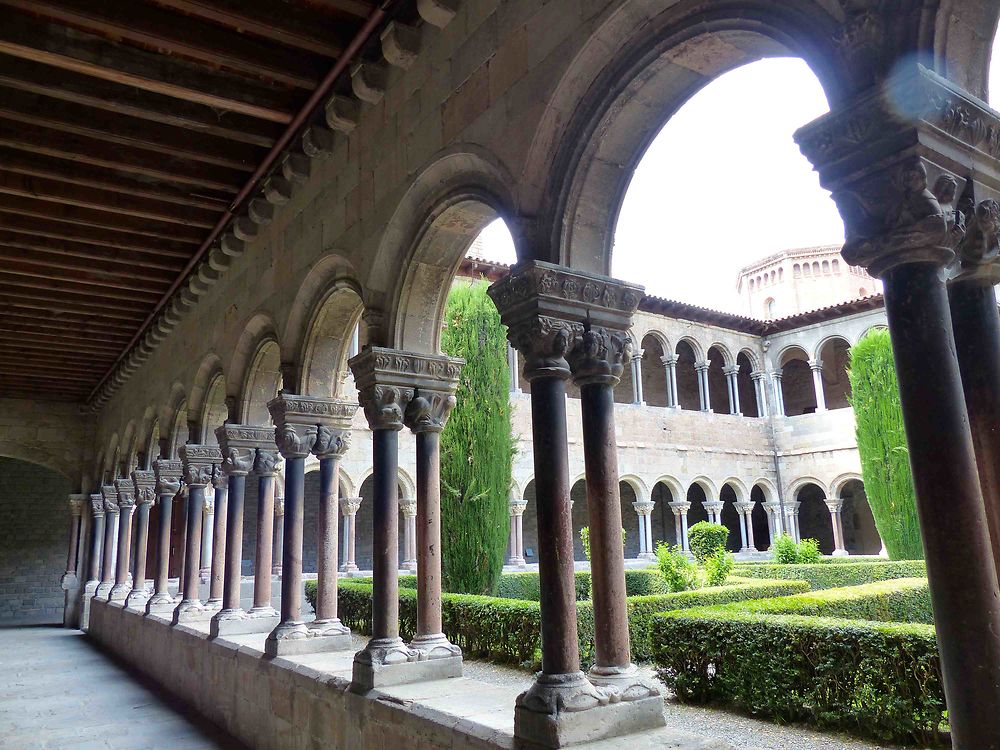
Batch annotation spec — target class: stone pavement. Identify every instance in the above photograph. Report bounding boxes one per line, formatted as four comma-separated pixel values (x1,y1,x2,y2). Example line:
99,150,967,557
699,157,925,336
0,624,244,750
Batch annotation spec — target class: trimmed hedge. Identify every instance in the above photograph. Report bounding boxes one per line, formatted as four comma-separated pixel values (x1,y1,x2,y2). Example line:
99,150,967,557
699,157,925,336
734,560,925,590
651,579,943,745
494,569,666,601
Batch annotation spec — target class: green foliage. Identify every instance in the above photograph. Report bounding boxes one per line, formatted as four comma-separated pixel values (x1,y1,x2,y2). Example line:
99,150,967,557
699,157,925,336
849,329,924,560
655,543,699,592
579,526,626,561
772,534,799,564
703,548,734,587
495,570,591,601
439,281,516,594
687,522,729,563
651,579,943,744
796,538,822,564
734,560,926,590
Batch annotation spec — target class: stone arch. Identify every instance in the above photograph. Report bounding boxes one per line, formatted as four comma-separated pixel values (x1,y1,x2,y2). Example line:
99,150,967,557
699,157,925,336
751,478,778,503
526,0,846,274
618,480,641,558
189,353,226,443
830,472,864,500
674,338,701,410
163,385,188,459
777,344,816,416
144,417,161,467
788,475,827,500
370,147,518,354
640,333,669,407
619,474,650,503
795,480,834,554
397,468,415,503
721,477,748,503
0,440,81,482
815,335,852,410
299,278,365,399
749,483,772,551
706,344,732,414
650,478,679,549
934,0,1000,99
570,477,590,561
228,313,280,423
239,338,282,427
838,478,881,555
121,420,138,476
736,350,758,417
102,432,119,482
719,482,742,552
199,372,228,446
338,470,357,500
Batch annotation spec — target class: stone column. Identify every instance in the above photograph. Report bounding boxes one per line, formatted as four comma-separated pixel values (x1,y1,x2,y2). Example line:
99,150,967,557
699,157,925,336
61,495,86,626
825,498,848,557
271,494,284,576
723,365,741,415
702,499,723,525
340,496,362,572
750,371,769,417
402,360,464,671
507,499,527,566
210,425,263,637
631,501,655,560
349,347,419,689
109,480,135,603
694,360,711,412
146,460,181,615
490,262,662,747
508,342,521,394
250,448,281,619
84,494,105,593
947,207,1000,578
204,467,228,609
797,73,1000,744
734,501,756,553
398,499,417,572
199,491,214,583
762,500,783,540
661,354,679,409
809,359,827,412
630,351,644,405
173,444,221,624
125,471,155,609
667,501,690,552
771,371,785,416
782,501,800,543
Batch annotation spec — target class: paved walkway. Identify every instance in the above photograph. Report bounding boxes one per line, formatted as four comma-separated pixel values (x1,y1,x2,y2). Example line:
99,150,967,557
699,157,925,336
0,624,244,750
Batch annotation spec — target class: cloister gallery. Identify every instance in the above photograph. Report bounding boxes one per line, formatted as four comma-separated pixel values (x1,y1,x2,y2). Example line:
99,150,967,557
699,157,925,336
1,1,1000,749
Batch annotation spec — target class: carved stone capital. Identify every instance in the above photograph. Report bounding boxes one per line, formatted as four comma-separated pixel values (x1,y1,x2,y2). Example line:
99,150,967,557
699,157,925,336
509,499,527,517
68,494,87,516
313,424,352,459
488,261,642,383
350,348,463,431
152,459,183,496
220,447,255,477
267,394,358,429
215,423,276,452
668,500,691,516
631,500,654,517
661,354,679,367
795,65,1000,276
824,498,843,514
567,325,631,387
723,365,740,377
954,198,1000,283
340,496,362,516
399,499,417,518
253,448,282,477
403,388,457,434
101,484,119,514
89,493,105,518
131,470,156,506
114,479,135,508
179,444,223,488
734,501,755,514
808,359,824,372
210,465,228,490
273,423,318,460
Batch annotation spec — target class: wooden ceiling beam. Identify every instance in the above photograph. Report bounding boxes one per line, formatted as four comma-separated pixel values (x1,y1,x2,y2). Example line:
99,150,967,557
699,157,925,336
0,11,298,123
0,246,177,284
0,119,245,193
0,387,88,401
0,214,198,259
0,233,186,273
0,56,279,147
0,0,328,89
0,368,98,385
0,348,118,366
0,148,230,211
0,170,220,228
0,341,120,359
0,286,153,318
0,322,131,346
0,87,263,172
150,0,357,57
0,259,171,295
0,273,162,304
0,307,139,334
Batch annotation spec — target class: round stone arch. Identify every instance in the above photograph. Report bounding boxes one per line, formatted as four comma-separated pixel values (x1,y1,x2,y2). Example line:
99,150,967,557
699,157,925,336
720,477,748,551
650,475,683,547
707,343,734,414
776,344,816,416
639,331,671,407
162,384,188,459
0,440,83,484
790,476,835,553
136,406,159,468
120,420,138,476
523,0,847,274
674,336,704,411
188,353,226,443
102,432,119,483
365,148,519,355
814,334,852,410
229,315,282,426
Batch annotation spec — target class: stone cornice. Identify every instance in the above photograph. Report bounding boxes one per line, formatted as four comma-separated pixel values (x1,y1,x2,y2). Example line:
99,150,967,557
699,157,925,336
179,444,222,488
267,394,358,429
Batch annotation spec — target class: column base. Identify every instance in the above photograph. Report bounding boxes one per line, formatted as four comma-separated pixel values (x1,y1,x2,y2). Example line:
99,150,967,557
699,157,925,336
145,592,177,616
209,607,280,637
350,637,424,691
266,620,353,657
339,562,359,573
124,588,150,610
587,663,661,702
94,582,113,600
832,549,850,557
409,633,463,662
108,583,131,603
81,580,99,631
514,672,665,748
636,552,657,562
171,599,220,625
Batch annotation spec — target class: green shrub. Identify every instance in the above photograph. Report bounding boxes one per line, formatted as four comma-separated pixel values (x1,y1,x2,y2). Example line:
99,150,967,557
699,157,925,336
495,570,591,601
703,548,734,587
687,522,729,563
772,533,799,563
580,526,626,562
655,543,698,592
734,560,925,590
796,538,822,564
623,569,669,596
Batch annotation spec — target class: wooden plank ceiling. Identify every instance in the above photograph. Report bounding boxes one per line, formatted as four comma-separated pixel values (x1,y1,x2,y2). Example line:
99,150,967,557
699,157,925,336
0,0,381,402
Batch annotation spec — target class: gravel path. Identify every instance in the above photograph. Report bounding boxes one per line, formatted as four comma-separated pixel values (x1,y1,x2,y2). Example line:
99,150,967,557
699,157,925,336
461,659,921,750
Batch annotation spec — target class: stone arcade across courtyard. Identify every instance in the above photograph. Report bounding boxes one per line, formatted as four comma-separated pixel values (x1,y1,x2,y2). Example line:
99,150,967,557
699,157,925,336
2,1,1000,749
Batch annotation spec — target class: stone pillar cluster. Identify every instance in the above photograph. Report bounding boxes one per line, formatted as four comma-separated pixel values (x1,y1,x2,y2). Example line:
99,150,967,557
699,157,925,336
668,501,690,552
824,498,848,557
723,365,741,415
694,360,711,412
339,496,362,572
661,354,680,409
507,497,527,567
146,459,181,615
172,445,222,624
734,501,757,553
631,501,656,560
750,370,769,417
125,470,155,610
808,359,827,412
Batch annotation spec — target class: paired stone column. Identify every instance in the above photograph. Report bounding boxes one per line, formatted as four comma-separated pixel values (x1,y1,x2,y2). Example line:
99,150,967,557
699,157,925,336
272,494,284,576
796,68,1000,744
490,262,663,747
340,496,362,572
723,365,741,415
507,498,527,567
750,370,769,417
109,479,135,603
146,460,182,615
210,425,266,637
250,448,281,618
205,467,228,609
61,495,87,627
702,499,723,525
661,354,680,409
667,501,690,552
782,501,800,543
401,359,464,671
96,485,119,599
734,501,757,553
349,347,419,689
631,501,655,560
629,351,644,405
825,498,848,557
125,471,155,609
808,359,827,412
172,444,221,624
81,494,105,627
199,492,214,583
694,360,711,412
771,371,785,416
762,500,783,541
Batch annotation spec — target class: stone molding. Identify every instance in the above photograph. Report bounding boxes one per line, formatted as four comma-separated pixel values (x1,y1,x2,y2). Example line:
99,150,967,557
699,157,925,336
131,470,156,506
152,459,183,496
350,348,463,431
101,484,119,514
399,498,417,517
340,496,362,516
179,444,223,488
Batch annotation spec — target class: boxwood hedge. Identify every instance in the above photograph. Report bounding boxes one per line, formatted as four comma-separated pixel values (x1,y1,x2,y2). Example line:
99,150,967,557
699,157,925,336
733,560,925,590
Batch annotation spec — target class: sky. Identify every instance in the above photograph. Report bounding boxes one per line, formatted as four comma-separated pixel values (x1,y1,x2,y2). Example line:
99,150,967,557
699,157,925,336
476,35,1000,314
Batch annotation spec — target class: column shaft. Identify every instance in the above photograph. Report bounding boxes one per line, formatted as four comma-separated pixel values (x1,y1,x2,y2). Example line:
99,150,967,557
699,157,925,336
87,514,105,584
131,502,151,591
208,485,228,603
414,429,447,645
221,474,246,612
275,457,306,635
112,504,134,599
252,474,276,611
147,491,174,609
180,487,204,605
314,456,341,623
372,428,401,642
65,513,81,575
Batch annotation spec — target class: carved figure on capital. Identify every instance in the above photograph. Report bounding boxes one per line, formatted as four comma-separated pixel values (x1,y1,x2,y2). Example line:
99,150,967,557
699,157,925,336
314,424,353,458
114,480,136,509
179,445,222,488
403,389,457,433
101,484,119,514
567,324,631,385
340,496,362,516
90,494,105,518
274,423,318,460
132,470,156,506
221,447,255,476
253,448,282,477
153,459,183,496
956,199,1000,277
359,385,410,431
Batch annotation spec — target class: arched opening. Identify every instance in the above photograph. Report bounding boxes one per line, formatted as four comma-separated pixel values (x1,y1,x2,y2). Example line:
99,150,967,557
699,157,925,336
619,481,640,558
674,340,700,411
640,334,669,407
200,373,228,445
779,346,816,416
300,281,365,399
817,337,851,410
301,471,352,575
840,479,881,555
736,351,758,417
650,481,677,548
570,479,589,562
613,347,636,404
686,482,708,527
719,484,741,552
750,485,771,550
522,479,538,564
241,339,282,426
355,474,408,572
706,346,731,414
797,482,834,554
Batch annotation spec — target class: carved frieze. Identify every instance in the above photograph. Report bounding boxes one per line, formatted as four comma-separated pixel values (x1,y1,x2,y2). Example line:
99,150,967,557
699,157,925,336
179,444,222,488
215,423,275,451
267,394,358,428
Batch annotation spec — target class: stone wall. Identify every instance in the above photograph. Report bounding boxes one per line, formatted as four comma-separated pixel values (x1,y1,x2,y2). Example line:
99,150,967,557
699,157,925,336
0,398,94,485
0,457,71,623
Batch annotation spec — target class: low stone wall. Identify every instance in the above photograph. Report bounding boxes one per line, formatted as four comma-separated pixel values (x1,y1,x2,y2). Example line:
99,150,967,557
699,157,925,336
87,598,509,750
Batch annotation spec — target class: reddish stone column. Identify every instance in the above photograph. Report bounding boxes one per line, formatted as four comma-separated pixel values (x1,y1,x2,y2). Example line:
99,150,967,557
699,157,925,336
85,494,105,590
126,471,156,609
173,445,221,624
146,460,182,615
109,480,135,603
250,449,280,617
95,486,119,600
205,467,228,610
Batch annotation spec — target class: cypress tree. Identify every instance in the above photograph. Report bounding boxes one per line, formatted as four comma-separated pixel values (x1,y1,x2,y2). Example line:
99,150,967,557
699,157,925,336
439,280,515,594
848,329,923,559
